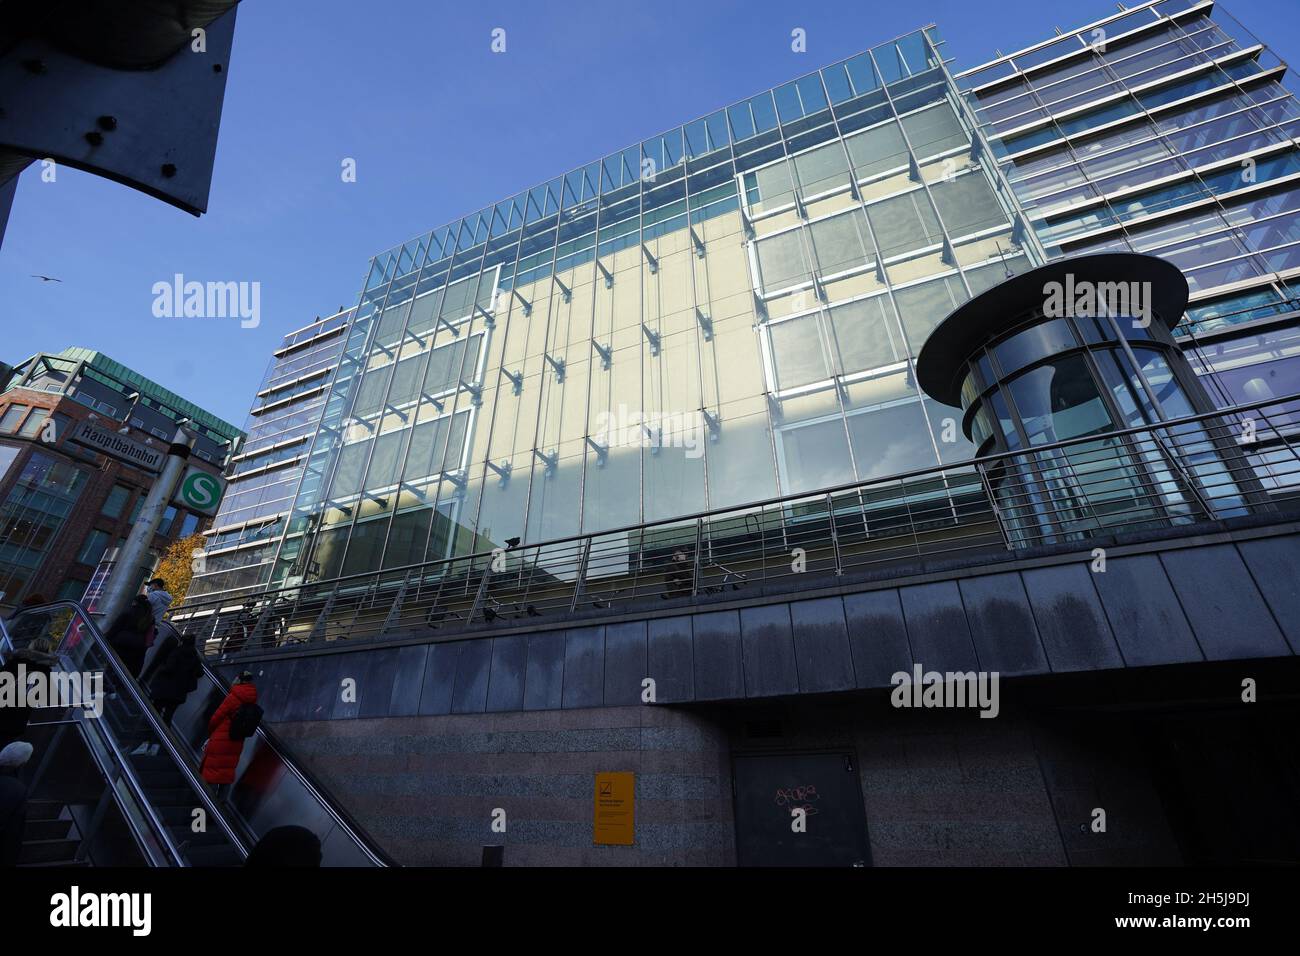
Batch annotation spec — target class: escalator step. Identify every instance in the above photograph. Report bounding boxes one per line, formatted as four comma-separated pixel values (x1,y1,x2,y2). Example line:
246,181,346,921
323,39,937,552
150,787,198,805
104,709,149,727
157,805,216,828
168,815,240,843
126,751,182,771
181,844,245,867
136,769,191,786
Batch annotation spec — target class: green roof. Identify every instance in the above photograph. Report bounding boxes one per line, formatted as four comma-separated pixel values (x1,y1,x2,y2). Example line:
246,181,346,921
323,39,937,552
56,347,243,442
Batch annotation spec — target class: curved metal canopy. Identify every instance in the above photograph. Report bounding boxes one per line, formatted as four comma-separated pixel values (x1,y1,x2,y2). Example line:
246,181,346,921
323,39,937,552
915,252,1190,407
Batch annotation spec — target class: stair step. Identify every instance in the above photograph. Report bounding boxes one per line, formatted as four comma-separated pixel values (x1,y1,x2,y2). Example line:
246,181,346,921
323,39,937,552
23,800,67,822
19,838,81,865
27,705,73,718
23,818,74,841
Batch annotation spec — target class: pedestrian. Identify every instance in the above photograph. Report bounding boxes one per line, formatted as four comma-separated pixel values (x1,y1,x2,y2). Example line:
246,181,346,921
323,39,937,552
140,629,203,725
221,601,256,655
0,643,58,750
0,741,34,867
199,671,259,798
105,595,153,678
663,548,693,599
244,825,322,867
145,578,172,627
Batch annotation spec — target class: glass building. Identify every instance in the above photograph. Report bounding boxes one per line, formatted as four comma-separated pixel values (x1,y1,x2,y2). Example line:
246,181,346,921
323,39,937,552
188,309,354,599
957,0,1300,405
190,0,1300,600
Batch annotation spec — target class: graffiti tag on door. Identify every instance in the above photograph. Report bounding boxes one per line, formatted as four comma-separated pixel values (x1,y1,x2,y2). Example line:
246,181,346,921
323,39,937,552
774,784,821,816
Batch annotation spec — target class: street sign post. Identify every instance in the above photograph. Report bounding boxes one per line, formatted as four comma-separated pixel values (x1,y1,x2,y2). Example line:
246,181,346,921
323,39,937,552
69,420,164,471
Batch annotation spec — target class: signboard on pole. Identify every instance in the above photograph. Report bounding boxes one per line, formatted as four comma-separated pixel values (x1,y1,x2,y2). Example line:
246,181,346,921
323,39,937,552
174,466,226,516
69,421,164,472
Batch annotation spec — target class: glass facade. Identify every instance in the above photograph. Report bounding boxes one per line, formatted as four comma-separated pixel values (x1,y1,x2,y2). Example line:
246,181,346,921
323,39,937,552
955,0,1300,406
191,0,1300,598
246,25,1033,590
0,451,88,600
188,310,353,599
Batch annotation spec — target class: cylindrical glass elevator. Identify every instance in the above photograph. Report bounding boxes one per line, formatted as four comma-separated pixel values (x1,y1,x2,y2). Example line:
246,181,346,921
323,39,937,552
916,253,1260,546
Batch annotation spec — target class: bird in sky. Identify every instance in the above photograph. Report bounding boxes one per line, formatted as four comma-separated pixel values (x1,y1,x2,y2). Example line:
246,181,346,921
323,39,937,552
31,274,62,282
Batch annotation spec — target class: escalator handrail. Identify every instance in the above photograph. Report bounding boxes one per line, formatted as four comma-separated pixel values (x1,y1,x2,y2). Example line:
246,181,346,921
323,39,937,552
34,706,181,866
7,601,250,863
188,634,393,867
1,611,183,866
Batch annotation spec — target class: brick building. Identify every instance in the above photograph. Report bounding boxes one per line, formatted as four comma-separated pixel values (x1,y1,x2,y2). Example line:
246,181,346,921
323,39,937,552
0,348,242,610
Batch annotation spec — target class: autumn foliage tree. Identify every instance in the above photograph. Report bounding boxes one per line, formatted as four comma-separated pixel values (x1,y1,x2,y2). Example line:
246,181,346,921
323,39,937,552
152,532,206,610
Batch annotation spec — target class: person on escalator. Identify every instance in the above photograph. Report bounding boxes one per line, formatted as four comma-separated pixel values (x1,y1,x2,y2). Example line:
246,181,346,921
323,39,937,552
144,578,173,628
199,671,259,798
140,630,203,725
105,595,153,678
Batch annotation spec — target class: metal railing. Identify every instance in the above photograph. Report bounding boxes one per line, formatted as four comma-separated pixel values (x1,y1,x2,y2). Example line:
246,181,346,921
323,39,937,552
0,617,165,866
169,392,1300,659
1,602,249,865
3,606,390,866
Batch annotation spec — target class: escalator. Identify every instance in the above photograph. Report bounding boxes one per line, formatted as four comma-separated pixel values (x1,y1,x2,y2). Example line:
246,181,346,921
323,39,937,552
167,626,390,866
1,601,389,867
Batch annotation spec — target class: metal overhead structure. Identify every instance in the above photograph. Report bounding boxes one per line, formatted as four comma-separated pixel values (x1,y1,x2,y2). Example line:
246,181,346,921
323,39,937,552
0,0,242,241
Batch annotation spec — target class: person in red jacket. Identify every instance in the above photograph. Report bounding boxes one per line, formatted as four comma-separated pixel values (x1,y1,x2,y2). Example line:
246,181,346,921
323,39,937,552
199,671,258,795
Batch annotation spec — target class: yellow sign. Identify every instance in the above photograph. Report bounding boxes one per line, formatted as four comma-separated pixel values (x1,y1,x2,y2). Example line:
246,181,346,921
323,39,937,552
593,771,635,846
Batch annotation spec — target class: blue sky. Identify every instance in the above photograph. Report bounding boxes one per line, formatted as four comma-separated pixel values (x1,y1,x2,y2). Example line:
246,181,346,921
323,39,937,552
3,0,1297,428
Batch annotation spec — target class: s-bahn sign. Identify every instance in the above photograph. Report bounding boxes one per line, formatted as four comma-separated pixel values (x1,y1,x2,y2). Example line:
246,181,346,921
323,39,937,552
174,467,226,516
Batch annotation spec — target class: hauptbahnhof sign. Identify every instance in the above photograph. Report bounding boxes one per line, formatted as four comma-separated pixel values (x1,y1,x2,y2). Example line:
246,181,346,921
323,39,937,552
70,421,165,472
